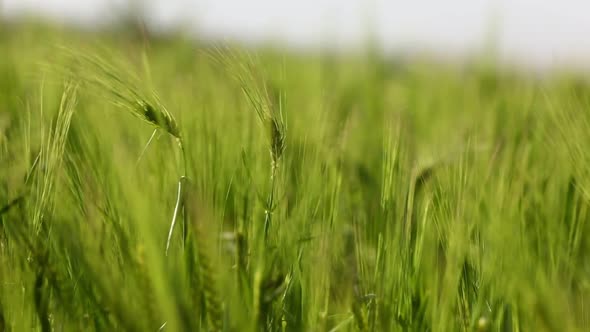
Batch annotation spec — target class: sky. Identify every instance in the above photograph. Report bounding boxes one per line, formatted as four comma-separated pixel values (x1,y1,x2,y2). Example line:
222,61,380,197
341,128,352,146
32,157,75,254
2,0,590,69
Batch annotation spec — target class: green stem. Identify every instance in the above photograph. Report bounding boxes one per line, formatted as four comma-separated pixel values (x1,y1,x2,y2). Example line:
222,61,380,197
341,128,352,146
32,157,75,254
263,164,277,242
165,139,188,256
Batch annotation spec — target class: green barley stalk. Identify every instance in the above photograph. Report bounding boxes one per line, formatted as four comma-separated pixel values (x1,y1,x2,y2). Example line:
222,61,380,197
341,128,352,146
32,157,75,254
32,82,78,232
58,48,188,255
211,47,286,241
211,47,289,330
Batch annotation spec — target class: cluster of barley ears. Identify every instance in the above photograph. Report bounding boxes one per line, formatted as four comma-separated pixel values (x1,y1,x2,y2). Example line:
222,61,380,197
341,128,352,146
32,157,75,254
48,46,290,331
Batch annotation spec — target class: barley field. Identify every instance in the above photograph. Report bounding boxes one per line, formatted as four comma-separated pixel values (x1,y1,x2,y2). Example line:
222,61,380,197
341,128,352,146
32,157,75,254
1,24,589,331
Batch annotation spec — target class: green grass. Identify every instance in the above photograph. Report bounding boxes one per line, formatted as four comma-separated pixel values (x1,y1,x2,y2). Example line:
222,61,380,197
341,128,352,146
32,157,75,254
1,23,589,331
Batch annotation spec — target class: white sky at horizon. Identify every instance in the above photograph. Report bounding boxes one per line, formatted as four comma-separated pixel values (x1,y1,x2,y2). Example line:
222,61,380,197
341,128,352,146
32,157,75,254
2,0,590,69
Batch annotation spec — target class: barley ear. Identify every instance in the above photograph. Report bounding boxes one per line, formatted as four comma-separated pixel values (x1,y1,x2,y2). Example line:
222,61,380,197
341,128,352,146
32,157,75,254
185,184,225,331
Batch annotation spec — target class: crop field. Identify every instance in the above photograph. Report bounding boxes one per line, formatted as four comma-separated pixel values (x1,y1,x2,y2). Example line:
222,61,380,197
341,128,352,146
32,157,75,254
0,24,589,331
